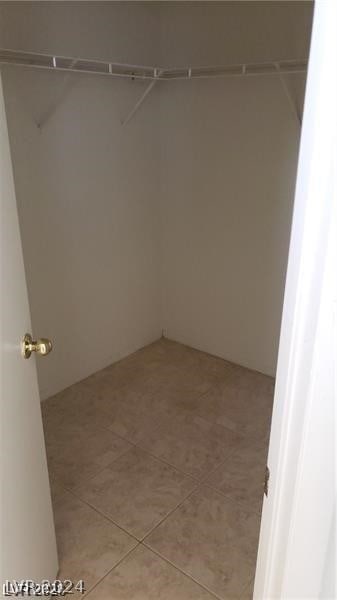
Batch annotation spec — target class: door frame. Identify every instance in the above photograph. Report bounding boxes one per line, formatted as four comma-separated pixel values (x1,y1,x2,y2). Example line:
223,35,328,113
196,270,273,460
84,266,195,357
254,0,336,597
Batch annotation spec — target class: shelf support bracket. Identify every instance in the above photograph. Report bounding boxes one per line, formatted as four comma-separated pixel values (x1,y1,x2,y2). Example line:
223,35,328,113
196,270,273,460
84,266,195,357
275,63,302,129
121,69,161,127
37,59,77,130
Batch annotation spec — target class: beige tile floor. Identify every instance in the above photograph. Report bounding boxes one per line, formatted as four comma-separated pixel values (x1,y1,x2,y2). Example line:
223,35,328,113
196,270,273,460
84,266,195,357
42,338,274,599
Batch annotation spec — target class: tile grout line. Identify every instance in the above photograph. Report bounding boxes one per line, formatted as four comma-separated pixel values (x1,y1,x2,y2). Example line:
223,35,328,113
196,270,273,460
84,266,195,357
56,428,203,493
69,472,201,543
76,390,256,485
141,544,224,600
45,343,266,599
202,481,264,517
49,412,264,541
47,374,212,445
110,417,262,494
139,483,261,564
63,443,136,492
52,493,249,600
54,429,262,555
50,395,264,523
67,473,261,549
140,481,201,543
50,427,248,501
44,354,253,490
48,404,203,492
197,444,241,484
78,440,201,489
130,443,202,483
84,540,223,600
66,485,141,543
240,574,255,600
142,483,261,588
82,543,141,598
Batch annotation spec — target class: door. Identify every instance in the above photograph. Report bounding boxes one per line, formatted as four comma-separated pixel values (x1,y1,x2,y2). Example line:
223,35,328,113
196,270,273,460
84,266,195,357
0,75,58,588
254,0,336,597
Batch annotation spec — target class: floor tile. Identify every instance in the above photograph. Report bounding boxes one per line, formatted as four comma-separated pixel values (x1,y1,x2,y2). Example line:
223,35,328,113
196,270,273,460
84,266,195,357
93,370,164,405
43,362,202,448
227,364,274,395
43,340,269,599
166,366,220,395
146,485,260,599
120,347,185,382
240,577,255,600
49,477,68,506
145,338,231,376
151,385,205,413
205,439,267,513
130,350,222,400
42,377,113,434
54,492,137,593
46,424,132,489
74,447,197,539
138,413,242,479
193,378,273,442
89,356,153,389
85,545,216,599
97,393,171,444
91,374,205,444
133,338,202,370
91,347,193,398
43,362,165,434
81,366,189,443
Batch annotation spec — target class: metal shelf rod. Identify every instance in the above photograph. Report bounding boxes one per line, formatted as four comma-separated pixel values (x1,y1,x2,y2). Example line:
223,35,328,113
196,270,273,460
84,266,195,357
0,48,307,81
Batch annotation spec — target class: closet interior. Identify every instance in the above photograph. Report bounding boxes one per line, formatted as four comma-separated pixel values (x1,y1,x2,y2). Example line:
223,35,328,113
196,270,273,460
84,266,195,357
0,1,313,598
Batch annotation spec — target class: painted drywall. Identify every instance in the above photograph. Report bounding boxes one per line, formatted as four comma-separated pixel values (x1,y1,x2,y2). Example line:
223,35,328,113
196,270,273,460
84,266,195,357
0,1,313,394
157,0,313,67
157,1,312,376
0,1,160,65
3,68,162,399
159,77,302,376
0,2,162,399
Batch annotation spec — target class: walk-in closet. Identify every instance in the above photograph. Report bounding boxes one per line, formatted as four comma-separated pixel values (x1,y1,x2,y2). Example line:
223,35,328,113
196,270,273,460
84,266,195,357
0,2,313,598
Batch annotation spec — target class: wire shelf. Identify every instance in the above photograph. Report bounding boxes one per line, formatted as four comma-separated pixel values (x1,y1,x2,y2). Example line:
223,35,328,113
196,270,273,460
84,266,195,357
0,48,308,81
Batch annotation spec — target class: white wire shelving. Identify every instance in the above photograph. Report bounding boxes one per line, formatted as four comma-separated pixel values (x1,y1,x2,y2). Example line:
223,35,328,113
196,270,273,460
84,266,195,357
0,48,307,80
0,48,307,127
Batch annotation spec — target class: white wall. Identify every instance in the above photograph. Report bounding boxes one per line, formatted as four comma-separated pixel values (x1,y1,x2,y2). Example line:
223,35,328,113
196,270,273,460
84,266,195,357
0,2,162,399
159,76,301,376
158,1,312,376
0,1,313,394
0,1,160,65
157,0,313,67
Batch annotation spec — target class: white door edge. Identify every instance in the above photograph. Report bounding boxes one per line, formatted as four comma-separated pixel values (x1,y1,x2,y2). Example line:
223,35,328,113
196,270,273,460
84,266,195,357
254,0,337,597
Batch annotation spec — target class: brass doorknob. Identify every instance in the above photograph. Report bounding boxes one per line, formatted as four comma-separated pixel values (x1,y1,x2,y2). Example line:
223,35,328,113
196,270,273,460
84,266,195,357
22,333,53,359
